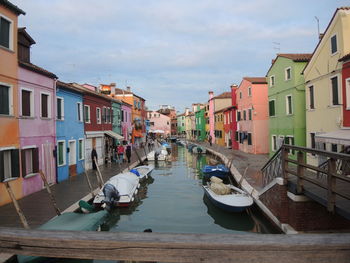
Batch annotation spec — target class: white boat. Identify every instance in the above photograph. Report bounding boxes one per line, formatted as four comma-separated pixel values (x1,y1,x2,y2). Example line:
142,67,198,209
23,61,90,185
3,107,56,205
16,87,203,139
147,148,168,161
203,181,253,212
93,172,140,207
130,164,154,182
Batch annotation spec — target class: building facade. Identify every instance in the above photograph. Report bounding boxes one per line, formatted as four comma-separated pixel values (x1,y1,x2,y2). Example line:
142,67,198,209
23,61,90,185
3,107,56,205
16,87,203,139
147,110,171,136
121,102,132,142
214,109,225,146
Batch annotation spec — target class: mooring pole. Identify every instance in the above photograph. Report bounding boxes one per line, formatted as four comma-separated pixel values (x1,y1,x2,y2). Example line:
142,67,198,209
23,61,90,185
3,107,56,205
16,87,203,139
39,171,61,216
94,157,104,188
83,172,95,198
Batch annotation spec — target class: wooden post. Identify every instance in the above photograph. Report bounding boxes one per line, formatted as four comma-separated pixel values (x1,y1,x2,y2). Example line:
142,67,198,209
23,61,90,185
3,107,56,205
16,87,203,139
281,147,288,183
4,182,30,229
83,172,95,198
39,171,61,216
327,158,336,213
133,147,143,164
94,157,104,187
296,151,305,194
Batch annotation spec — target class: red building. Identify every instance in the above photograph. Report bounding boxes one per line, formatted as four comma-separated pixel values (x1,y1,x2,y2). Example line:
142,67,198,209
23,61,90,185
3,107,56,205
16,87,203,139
340,54,350,127
229,84,239,149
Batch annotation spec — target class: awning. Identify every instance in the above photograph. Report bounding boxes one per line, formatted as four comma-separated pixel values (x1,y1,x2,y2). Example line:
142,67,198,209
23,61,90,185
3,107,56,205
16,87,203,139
315,129,350,145
104,130,124,140
149,129,165,134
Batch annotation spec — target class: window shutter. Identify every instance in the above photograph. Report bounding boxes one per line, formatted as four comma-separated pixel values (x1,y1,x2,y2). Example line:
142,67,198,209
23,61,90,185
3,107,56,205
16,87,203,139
0,17,10,48
21,149,26,177
33,148,39,173
248,133,252,145
332,77,339,105
0,85,9,115
11,149,20,178
41,94,48,117
22,90,31,116
0,151,4,182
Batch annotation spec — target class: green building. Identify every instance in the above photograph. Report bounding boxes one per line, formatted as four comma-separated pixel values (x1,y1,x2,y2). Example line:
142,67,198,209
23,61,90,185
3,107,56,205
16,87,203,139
177,113,186,136
112,100,122,137
195,106,206,141
266,53,312,158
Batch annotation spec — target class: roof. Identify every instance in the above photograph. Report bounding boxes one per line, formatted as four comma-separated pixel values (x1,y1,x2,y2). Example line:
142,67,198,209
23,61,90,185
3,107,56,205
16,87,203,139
71,83,121,103
57,80,83,94
18,27,36,45
303,7,350,74
243,77,267,84
339,53,350,62
222,106,236,112
212,92,231,100
266,53,312,76
214,108,225,114
19,61,57,79
0,0,25,15
114,87,146,101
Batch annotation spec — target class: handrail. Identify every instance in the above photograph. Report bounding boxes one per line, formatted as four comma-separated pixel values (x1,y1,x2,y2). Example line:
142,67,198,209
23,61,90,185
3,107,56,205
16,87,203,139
1,228,350,262
283,145,350,160
261,147,282,171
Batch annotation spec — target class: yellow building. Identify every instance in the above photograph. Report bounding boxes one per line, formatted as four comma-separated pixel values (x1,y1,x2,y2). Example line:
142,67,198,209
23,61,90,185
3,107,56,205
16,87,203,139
303,7,350,164
214,109,225,146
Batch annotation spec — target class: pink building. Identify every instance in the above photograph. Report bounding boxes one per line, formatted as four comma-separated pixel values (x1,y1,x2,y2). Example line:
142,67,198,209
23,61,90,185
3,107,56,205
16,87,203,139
121,102,132,142
147,111,171,136
18,28,57,196
236,77,268,154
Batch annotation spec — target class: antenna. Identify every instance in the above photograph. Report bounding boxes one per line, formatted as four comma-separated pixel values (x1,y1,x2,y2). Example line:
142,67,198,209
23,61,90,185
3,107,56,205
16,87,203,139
315,16,320,39
272,42,280,51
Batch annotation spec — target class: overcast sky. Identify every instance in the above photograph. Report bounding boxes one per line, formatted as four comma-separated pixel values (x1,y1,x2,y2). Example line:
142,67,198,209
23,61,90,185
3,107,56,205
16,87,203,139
13,0,348,112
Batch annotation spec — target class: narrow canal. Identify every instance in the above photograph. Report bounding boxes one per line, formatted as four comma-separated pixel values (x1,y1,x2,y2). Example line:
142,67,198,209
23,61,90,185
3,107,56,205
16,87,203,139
103,144,280,234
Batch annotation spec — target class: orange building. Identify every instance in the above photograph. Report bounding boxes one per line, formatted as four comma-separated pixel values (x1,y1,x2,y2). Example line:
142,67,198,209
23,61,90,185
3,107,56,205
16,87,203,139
0,1,25,205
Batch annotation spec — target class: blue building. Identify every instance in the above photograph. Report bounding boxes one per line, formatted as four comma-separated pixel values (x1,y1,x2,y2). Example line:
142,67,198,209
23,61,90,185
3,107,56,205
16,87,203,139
56,81,85,182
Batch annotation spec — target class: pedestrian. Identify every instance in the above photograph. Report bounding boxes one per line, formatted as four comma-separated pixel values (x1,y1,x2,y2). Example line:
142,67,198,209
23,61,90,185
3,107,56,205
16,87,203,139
117,143,125,164
208,135,212,146
91,147,98,170
126,144,132,163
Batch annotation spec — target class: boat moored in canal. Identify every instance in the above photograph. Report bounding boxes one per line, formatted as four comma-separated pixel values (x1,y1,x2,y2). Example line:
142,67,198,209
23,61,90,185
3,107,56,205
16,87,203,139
130,164,154,182
192,145,206,154
202,164,229,179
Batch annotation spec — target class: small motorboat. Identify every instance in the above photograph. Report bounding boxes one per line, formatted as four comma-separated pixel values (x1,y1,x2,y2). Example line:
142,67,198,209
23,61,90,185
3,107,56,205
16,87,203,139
93,172,140,208
147,148,168,161
202,164,229,179
203,177,253,212
130,164,154,182
188,144,196,152
193,146,206,154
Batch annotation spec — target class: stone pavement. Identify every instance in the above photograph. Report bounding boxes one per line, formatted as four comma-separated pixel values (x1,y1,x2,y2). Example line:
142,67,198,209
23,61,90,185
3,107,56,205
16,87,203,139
0,147,149,229
195,141,270,191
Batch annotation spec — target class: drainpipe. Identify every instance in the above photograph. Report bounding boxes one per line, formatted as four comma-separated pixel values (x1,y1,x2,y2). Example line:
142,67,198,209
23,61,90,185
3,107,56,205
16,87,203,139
208,91,215,143
53,78,58,183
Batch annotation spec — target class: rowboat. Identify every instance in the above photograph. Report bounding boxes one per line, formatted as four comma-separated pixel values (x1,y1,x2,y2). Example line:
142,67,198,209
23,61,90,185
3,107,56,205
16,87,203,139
203,181,253,212
93,172,140,208
202,164,229,179
130,164,154,182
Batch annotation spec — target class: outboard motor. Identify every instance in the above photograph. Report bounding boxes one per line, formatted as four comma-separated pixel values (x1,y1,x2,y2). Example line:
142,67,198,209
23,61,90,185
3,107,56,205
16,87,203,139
102,183,120,211
154,149,161,161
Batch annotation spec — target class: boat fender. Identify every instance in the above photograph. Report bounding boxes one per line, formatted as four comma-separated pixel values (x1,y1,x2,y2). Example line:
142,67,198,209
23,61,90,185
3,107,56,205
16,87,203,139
130,169,141,177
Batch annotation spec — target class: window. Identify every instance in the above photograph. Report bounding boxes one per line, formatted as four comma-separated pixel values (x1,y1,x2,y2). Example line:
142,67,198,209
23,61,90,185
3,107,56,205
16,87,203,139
21,89,34,117
331,34,337,54
21,147,39,176
77,102,83,122
331,144,337,152
57,141,66,166
235,132,239,141
248,86,252,96
270,75,275,87
310,133,315,149
78,139,84,160
272,135,277,151
41,93,50,118
102,107,106,123
243,110,246,120
286,95,293,115
0,15,12,50
0,83,12,115
285,67,291,81
57,97,64,120
237,111,241,121
269,100,275,117
309,86,315,109
0,149,20,182
248,109,252,120
84,105,90,123
96,108,101,124
331,76,340,105
150,121,155,126
239,92,242,99
346,78,350,109
121,110,124,122
285,136,295,154
248,133,252,145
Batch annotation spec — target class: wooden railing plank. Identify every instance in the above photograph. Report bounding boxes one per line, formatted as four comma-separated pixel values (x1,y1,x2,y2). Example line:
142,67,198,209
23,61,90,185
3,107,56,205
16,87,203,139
0,228,350,262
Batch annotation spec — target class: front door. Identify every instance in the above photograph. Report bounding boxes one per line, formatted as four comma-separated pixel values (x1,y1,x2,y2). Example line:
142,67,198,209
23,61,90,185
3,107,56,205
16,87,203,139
69,140,77,176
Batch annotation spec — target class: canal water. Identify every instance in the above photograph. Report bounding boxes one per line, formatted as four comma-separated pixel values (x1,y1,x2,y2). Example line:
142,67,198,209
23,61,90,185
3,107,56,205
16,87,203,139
102,144,279,234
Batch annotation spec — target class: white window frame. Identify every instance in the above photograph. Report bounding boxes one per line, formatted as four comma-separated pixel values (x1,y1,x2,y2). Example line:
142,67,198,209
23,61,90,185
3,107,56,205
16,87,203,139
40,92,51,119
248,86,252,97
346,78,350,110
330,75,341,106
56,96,64,120
84,105,91,123
96,107,101,124
330,33,338,55
57,140,66,167
77,102,83,122
20,87,34,117
269,75,275,87
78,138,84,160
0,14,14,51
285,67,291,81
285,94,293,115
271,135,277,151
0,82,13,116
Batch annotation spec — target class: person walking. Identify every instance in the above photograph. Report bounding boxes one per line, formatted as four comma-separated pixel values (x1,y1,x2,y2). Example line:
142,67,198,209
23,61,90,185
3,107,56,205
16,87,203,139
125,144,132,163
208,135,212,146
91,147,98,170
117,144,125,164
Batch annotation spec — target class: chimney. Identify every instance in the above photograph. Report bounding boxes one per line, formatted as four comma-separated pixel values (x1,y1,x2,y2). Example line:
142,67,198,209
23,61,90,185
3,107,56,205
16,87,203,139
209,91,214,100
230,84,237,90
319,33,324,40
110,83,116,95
126,86,131,92
185,108,190,116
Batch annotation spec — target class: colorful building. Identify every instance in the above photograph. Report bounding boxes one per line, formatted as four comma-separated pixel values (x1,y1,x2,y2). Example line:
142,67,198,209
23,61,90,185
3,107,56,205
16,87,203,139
171,117,177,136
195,104,206,141
223,106,235,148
177,113,186,136
303,7,350,163
214,109,225,146
121,102,132,142
0,1,25,206
266,54,311,158
112,100,122,137
340,53,350,127
229,84,239,150
147,111,171,136
236,77,269,154
56,81,85,182
185,108,194,140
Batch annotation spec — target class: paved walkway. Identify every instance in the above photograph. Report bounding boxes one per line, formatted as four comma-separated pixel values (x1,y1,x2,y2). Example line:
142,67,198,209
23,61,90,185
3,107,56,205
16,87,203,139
0,147,149,229
195,141,269,191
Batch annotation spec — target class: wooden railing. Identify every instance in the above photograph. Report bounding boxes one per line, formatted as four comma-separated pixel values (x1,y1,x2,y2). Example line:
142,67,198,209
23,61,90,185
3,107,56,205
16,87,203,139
281,145,350,213
0,228,350,262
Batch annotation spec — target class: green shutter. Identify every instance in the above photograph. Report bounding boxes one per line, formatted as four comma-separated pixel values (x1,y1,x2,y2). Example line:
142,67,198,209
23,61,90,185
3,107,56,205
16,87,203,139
11,149,20,178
